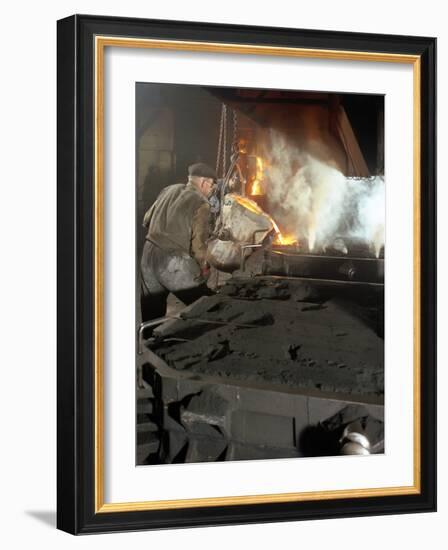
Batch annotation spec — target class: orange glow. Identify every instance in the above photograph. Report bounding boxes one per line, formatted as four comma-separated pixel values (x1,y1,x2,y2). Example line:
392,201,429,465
231,194,298,247
231,193,266,215
274,233,298,246
251,179,263,196
250,156,265,196
238,138,247,154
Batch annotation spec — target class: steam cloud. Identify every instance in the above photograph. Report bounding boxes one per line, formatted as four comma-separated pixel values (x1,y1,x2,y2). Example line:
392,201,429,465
263,130,385,256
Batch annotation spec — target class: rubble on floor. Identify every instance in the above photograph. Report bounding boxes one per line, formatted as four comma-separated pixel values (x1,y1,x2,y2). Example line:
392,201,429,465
150,277,384,397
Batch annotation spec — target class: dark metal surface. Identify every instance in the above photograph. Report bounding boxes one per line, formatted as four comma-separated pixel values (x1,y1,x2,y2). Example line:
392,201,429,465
139,358,384,464
263,249,384,283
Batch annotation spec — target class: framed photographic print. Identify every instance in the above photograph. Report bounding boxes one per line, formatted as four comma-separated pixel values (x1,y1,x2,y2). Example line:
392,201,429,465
57,14,436,534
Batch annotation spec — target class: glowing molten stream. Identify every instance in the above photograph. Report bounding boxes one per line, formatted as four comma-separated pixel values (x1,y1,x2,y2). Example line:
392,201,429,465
250,157,265,196
231,194,298,246
232,194,266,216
251,179,263,196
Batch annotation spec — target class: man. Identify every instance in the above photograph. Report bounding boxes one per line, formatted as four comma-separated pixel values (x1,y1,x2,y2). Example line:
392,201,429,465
140,163,217,321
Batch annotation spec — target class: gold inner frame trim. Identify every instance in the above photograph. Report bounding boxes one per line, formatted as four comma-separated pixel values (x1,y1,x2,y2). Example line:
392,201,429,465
94,35,422,513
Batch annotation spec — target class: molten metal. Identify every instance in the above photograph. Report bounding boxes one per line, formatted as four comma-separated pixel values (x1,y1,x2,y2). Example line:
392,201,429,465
231,194,266,216
251,179,263,196
273,233,298,246
250,157,265,196
232,194,298,247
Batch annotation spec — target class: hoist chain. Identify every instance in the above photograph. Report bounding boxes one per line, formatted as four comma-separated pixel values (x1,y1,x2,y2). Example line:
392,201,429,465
216,105,239,180
216,103,233,179
232,108,238,154
215,105,225,176
214,106,243,234
222,104,227,178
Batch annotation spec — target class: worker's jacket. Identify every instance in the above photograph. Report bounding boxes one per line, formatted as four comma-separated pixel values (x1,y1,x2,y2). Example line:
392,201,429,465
143,182,210,267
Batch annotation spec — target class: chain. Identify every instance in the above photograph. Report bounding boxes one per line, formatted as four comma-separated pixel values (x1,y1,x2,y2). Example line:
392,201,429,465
216,105,240,180
232,108,238,153
222,104,227,178
214,107,241,231
216,104,225,176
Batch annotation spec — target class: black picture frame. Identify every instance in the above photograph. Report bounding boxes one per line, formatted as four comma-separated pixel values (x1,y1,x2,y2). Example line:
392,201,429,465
57,14,436,534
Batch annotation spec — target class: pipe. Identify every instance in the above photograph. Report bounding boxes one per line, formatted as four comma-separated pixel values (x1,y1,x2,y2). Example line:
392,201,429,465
137,317,170,354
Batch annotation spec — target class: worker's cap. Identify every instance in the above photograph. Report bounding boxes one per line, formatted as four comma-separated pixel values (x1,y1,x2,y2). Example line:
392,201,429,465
188,163,217,180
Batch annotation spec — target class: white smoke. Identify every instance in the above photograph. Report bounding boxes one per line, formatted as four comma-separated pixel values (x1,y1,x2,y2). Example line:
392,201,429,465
346,176,385,257
263,130,384,256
